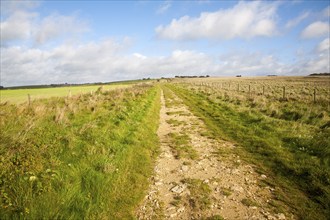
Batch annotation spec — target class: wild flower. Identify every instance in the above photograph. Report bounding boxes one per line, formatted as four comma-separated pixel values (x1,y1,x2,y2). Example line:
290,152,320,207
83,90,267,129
29,176,37,181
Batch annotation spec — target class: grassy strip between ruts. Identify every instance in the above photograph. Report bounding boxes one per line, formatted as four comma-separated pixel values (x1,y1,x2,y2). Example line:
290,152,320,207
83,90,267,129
0,84,160,219
166,84,330,220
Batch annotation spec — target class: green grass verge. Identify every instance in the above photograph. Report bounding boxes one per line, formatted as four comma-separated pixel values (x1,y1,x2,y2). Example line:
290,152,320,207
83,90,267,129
167,84,330,220
0,84,160,219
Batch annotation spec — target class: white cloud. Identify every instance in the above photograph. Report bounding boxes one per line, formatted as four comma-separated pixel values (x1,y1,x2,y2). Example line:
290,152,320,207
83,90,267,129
0,38,289,86
0,5,88,46
0,0,39,15
287,38,330,75
156,1,171,14
34,13,89,44
133,53,147,59
317,38,330,52
309,38,330,73
218,52,285,75
155,1,278,40
285,11,310,29
0,10,37,43
303,53,330,74
301,21,330,38
0,39,126,86
3,36,329,86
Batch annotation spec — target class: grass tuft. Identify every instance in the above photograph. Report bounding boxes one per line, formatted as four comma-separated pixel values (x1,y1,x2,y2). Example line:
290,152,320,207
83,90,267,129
167,132,198,160
183,178,212,211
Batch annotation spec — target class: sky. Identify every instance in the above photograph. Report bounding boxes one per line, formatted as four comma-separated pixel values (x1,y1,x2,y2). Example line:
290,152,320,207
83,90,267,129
0,0,329,87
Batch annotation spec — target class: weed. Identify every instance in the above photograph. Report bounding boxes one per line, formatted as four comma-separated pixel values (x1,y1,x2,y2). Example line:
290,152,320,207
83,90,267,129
170,196,182,207
183,161,191,166
166,111,185,115
221,187,233,196
183,178,211,211
205,215,225,220
167,132,198,160
241,198,259,207
200,130,214,138
166,119,186,126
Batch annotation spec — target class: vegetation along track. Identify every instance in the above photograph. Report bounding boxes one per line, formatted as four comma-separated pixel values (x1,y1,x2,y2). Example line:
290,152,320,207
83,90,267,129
0,84,160,219
1,80,329,219
137,86,294,219
160,83,329,220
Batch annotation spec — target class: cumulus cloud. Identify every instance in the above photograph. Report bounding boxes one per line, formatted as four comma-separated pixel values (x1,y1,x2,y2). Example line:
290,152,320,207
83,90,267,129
0,4,88,46
317,38,330,52
309,38,330,73
0,10,37,43
288,38,330,75
1,40,223,86
0,0,39,15
0,39,126,86
301,21,330,38
155,1,278,40
1,36,290,87
302,53,330,74
3,36,328,86
285,11,310,29
218,52,285,75
34,13,89,44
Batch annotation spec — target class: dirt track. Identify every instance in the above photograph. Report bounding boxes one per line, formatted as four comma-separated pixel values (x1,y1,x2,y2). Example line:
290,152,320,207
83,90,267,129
137,89,293,220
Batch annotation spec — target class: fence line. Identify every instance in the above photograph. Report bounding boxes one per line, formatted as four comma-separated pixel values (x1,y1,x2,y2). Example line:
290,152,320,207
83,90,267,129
186,82,329,104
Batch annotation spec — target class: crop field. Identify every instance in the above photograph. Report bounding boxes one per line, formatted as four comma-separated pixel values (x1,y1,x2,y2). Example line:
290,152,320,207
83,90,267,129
0,77,329,219
0,84,133,104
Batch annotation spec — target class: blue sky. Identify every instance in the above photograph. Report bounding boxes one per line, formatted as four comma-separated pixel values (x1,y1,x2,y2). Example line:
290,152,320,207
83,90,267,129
0,0,329,86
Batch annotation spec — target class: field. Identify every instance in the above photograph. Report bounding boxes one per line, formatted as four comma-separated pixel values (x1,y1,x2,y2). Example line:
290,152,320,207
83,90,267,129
1,76,329,219
0,84,132,104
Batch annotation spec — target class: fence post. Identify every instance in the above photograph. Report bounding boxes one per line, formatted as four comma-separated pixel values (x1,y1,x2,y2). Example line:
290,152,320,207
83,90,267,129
237,83,239,92
262,86,265,95
28,94,31,105
283,86,286,99
313,88,316,103
248,85,251,96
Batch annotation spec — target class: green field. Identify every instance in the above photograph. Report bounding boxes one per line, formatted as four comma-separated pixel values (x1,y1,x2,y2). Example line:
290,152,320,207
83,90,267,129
0,77,329,219
0,84,132,104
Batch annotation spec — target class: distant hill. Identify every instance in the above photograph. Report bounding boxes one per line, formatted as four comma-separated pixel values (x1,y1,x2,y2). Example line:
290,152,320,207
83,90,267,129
0,79,146,90
309,73,330,76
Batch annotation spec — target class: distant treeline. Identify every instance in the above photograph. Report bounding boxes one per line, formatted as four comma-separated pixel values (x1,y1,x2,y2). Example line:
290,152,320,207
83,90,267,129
175,75,210,78
0,79,145,90
0,83,109,90
309,73,330,76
